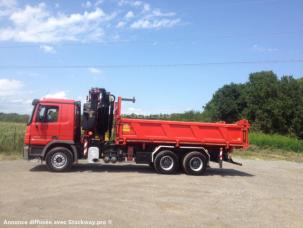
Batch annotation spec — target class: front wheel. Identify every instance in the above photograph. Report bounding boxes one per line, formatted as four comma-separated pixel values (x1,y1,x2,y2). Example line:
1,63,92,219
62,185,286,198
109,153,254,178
182,151,207,175
154,150,179,174
46,147,73,172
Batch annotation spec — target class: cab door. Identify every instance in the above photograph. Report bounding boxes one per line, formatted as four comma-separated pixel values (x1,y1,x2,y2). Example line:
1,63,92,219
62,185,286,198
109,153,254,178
30,104,60,145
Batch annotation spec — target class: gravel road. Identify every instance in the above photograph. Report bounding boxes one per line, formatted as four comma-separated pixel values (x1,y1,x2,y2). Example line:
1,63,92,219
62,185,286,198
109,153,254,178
0,159,302,228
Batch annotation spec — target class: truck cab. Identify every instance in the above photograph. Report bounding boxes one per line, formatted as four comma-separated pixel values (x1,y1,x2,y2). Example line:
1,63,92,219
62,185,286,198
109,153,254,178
24,98,81,163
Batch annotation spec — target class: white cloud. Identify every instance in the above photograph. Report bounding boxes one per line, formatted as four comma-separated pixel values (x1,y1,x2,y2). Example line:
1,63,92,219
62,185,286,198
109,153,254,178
118,0,180,28
125,10,134,19
0,0,17,9
124,107,145,115
0,3,115,43
0,78,69,113
143,3,150,12
150,9,176,18
25,99,32,104
0,79,23,96
0,78,32,113
252,44,278,53
121,1,180,30
131,18,180,29
0,97,33,113
119,0,149,11
82,1,92,8
118,0,133,7
0,0,17,16
88,67,102,75
95,0,103,6
40,44,56,54
44,91,67,99
116,21,125,28
0,0,181,44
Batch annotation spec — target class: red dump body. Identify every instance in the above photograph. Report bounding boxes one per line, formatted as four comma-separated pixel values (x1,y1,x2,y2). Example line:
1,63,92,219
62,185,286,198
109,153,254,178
115,97,250,149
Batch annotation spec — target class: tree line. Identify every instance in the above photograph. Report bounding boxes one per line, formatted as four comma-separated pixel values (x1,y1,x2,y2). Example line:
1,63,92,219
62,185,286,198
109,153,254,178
0,113,29,123
203,71,303,139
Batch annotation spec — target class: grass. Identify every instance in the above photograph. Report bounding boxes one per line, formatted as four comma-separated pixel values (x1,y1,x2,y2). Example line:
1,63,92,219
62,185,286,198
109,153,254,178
249,132,303,153
0,121,26,159
234,133,303,162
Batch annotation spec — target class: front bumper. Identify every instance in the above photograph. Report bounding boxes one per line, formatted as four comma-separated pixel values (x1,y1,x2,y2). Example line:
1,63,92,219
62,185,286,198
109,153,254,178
23,145,44,160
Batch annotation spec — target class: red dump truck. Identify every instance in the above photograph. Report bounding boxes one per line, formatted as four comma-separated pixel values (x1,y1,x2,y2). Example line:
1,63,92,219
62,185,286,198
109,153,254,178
24,88,250,175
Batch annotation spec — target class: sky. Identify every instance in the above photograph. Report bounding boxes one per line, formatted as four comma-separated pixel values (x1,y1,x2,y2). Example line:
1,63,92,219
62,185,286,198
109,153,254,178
0,0,302,115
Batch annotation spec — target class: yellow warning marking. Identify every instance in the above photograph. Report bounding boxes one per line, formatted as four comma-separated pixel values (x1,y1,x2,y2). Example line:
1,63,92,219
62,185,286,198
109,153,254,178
123,124,131,132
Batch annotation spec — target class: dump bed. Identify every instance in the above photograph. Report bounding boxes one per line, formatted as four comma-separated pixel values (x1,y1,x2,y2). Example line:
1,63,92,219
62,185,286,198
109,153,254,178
115,118,250,149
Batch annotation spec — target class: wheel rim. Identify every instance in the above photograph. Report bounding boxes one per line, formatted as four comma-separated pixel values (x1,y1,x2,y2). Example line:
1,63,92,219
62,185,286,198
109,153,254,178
189,157,203,172
159,155,174,171
52,153,67,169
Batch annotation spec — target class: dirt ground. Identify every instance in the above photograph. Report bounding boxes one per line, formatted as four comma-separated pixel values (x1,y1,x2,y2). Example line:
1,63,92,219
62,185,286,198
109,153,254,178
0,158,302,228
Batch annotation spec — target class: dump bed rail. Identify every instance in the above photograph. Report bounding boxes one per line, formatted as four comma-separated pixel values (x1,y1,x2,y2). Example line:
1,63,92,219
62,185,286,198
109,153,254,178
115,97,249,148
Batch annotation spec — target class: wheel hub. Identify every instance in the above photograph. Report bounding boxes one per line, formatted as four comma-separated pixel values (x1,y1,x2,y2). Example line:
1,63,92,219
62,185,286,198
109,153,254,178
159,156,174,171
189,157,203,171
52,153,67,169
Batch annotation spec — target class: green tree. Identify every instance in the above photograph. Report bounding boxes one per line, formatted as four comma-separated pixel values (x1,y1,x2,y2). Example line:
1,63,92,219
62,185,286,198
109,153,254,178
203,83,246,123
243,71,279,133
291,78,303,138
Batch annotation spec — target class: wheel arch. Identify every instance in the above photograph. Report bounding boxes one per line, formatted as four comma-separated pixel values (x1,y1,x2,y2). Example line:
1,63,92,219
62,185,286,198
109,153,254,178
42,140,77,162
151,145,175,163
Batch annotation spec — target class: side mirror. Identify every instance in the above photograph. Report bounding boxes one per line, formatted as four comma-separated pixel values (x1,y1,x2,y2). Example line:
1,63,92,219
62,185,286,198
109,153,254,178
32,99,39,106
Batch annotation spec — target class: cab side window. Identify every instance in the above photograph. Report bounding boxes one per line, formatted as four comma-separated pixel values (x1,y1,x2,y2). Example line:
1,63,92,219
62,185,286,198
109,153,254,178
36,105,59,123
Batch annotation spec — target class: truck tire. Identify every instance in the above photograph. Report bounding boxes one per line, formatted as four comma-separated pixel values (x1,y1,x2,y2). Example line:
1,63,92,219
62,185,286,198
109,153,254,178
182,151,207,175
46,147,73,172
154,150,179,174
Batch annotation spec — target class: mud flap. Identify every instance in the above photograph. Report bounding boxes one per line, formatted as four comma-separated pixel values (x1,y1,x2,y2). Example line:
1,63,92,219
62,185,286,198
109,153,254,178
224,149,242,166
227,158,242,166
219,148,243,167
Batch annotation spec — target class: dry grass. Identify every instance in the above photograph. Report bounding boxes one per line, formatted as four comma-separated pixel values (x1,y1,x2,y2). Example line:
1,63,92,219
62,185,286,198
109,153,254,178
234,145,303,162
0,153,22,160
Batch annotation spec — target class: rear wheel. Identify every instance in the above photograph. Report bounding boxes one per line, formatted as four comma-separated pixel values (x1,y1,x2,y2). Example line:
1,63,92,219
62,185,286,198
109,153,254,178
46,147,73,172
182,151,207,175
154,150,178,174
